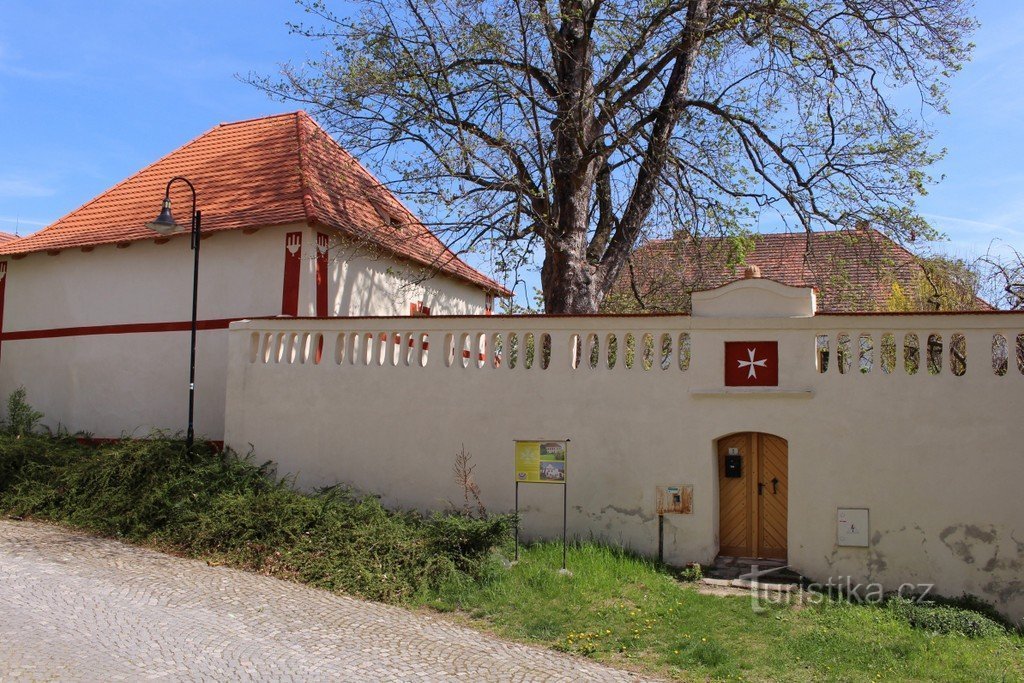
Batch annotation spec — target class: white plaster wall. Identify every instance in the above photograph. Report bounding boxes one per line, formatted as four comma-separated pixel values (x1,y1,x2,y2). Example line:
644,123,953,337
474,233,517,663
327,241,489,316
1,331,229,439
224,300,1024,620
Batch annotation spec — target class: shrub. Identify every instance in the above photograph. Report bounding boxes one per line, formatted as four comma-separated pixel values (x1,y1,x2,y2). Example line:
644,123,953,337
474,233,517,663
3,387,43,437
676,562,703,582
423,512,515,576
0,406,512,604
885,596,1008,638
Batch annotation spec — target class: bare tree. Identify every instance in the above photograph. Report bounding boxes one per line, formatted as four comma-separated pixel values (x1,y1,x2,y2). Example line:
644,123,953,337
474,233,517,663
976,242,1024,311
251,0,975,313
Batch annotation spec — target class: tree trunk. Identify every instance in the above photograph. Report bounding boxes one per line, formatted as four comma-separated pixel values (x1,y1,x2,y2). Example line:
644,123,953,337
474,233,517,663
541,244,602,313
543,167,603,313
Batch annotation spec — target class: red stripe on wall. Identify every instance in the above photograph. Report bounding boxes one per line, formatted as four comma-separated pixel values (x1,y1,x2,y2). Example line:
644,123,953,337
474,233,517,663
282,231,302,316
0,262,7,364
315,232,329,317
0,318,237,342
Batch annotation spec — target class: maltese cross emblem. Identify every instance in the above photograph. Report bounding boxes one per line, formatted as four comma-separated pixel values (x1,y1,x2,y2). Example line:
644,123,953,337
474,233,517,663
724,341,779,386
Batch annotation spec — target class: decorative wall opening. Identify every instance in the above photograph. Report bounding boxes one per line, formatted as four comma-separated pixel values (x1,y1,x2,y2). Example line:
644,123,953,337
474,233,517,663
992,334,1008,376
837,333,852,374
880,333,896,374
660,333,672,370
1017,334,1024,375
904,334,920,375
816,334,829,373
678,333,691,371
858,334,874,374
926,334,943,375
624,333,636,369
588,334,600,369
949,333,966,377
641,333,655,371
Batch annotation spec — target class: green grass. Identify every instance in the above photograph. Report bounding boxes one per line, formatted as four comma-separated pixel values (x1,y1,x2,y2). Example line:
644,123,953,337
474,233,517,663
418,542,1024,682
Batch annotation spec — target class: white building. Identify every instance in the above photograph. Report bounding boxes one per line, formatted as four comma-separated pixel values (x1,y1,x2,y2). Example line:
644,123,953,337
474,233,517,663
0,112,507,440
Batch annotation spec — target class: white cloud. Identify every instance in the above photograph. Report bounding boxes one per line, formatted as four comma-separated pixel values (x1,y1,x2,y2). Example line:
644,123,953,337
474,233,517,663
923,213,1023,236
0,178,55,198
0,215,47,227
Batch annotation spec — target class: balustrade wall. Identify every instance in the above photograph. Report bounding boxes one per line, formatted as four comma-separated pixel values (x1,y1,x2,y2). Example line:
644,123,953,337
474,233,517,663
225,306,1024,620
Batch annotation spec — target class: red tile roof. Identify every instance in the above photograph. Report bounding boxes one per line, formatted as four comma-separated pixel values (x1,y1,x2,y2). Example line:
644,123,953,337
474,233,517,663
608,229,990,312
0,232,17,244
1,112,508,294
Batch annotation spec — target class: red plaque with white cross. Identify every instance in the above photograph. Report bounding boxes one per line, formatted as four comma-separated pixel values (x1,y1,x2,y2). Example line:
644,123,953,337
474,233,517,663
724,341,778,387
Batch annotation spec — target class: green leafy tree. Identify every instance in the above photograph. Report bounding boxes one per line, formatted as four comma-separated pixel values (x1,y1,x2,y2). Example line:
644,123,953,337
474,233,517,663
253,0,975,313
886,255,983,312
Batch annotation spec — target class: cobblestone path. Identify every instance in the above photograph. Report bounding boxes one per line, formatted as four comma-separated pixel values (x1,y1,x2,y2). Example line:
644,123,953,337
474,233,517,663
0,520,650,682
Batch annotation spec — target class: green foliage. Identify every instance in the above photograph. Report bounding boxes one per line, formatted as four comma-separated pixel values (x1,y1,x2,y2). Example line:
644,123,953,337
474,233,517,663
676,562,703,582
4,387,44,437
0,429,511,604
886,596,1009,638
423,512,515,574
887,254,985,311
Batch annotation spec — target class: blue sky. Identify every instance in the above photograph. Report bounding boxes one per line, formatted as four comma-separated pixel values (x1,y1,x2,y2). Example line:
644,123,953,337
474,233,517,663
2,1,1022,293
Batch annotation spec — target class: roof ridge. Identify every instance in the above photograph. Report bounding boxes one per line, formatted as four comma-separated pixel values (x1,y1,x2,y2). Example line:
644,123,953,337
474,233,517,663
297,114,508,293
218,110,304,128
293,113,320,226
16,121,225,244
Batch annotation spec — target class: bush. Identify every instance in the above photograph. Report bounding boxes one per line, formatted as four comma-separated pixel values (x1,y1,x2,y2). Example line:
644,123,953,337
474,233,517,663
3,387,43,437
676,562,703,582
885,596,1008,638
0,417,512,604
423,512,515,575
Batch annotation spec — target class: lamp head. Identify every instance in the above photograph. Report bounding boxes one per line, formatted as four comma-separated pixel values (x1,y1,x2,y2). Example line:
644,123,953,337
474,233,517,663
145,197,179,235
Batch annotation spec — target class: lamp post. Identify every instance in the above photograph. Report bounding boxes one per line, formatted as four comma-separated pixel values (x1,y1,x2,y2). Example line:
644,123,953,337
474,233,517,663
145,177,201,451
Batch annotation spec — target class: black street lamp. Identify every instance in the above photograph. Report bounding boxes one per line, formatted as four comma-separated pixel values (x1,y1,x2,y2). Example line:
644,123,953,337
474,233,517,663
146,177,202,451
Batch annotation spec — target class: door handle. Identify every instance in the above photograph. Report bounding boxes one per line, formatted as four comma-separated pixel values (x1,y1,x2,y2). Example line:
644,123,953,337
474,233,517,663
757,482,764,495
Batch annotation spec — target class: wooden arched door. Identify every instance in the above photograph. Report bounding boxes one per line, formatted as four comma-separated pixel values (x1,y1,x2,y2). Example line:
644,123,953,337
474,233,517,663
717,433,788,559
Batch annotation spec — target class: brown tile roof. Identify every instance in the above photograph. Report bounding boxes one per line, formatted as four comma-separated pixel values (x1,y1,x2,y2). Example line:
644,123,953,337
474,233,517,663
1,112,509,295
608,229,989,312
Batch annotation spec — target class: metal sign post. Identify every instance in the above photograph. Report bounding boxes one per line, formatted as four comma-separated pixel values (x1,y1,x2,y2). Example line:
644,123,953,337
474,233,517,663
514,481,520,562
513,439,569,572
561,473,567,571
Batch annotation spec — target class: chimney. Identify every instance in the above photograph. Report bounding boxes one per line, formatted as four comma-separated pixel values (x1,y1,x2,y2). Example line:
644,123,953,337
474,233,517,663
743,264,762,279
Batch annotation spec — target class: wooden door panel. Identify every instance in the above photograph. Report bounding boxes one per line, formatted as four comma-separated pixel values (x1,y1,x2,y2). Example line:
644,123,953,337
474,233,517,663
757,434,788,559
718,434,752,557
